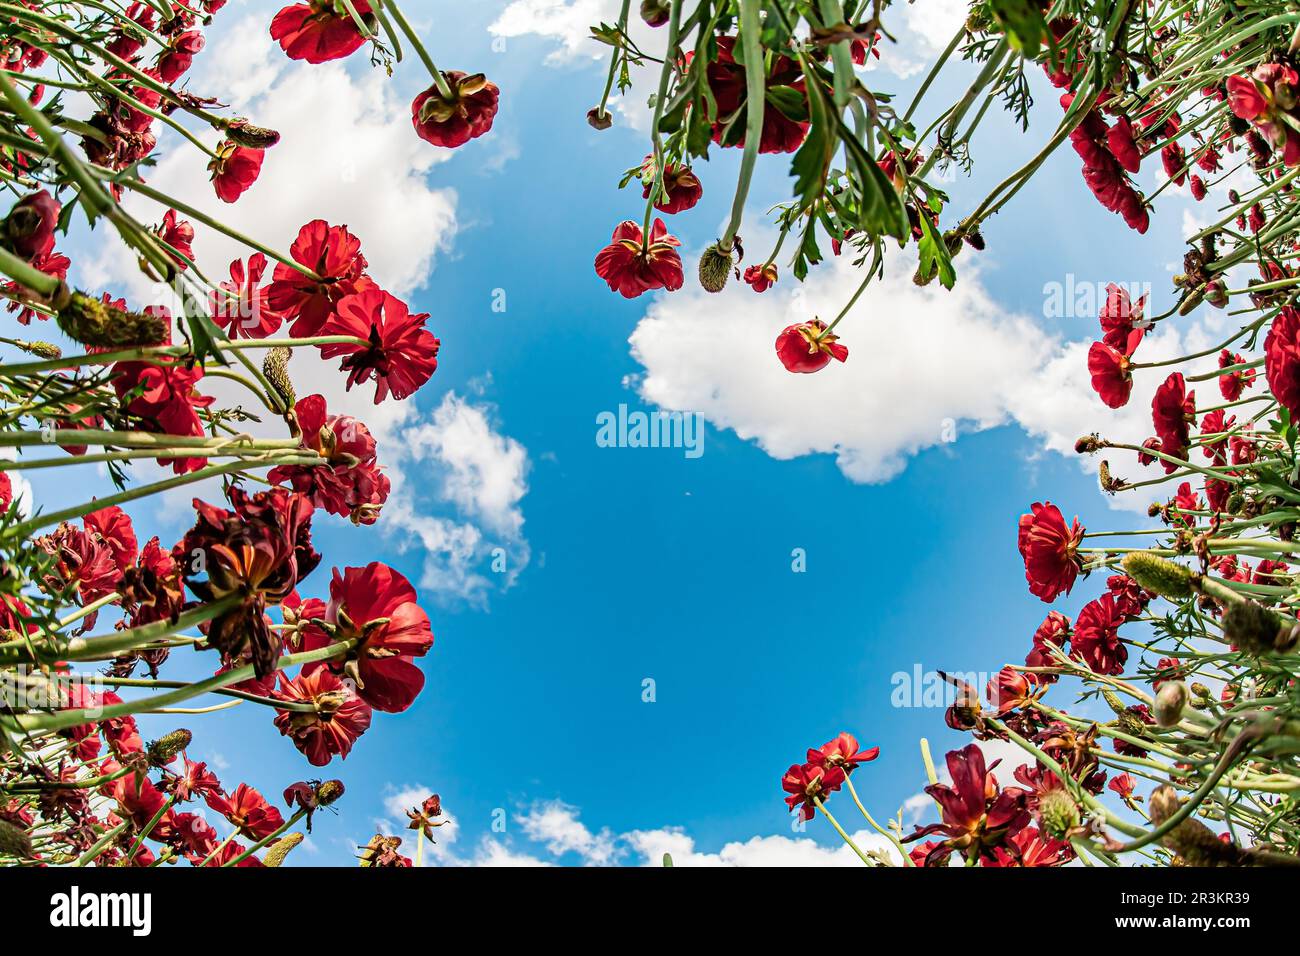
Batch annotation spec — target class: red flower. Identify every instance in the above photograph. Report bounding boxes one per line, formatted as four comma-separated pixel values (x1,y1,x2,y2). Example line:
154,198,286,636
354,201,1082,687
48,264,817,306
1106,116,1142,173
1109,772,1135,801
1218,349,1256,401
1266,307,1300,419
113,319,215,474
905,744,1029,866
211,253,283,339
2,189,59,260
593,219,683,299
206,783,284,840
641,157,703,214
1025,610,1070,680
1151,372,1195,462
1017,502,1084,602
743,263,778,292
1098,283,1146,350
165,757,222,803
781,761,845,822
806,732,879,773
319,288,439,403
411,72,499,148
775,319,848,374
301,562,433,713
157,29,204,83
1227,64,1300,167
268,220,376,336
268,394,390,524
704,36,808,154
155,209,195,269
208,141,264,203
84,505,138,569
987,666,1038,716
271,0,374,63
1071,593,1128,676
1087,336,1139,409
1106,573,1150,620
273,668,372,766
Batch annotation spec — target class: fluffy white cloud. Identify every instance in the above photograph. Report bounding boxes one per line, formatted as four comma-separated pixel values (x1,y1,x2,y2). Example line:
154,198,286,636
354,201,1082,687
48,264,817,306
490,0,621,64
365,796,901,867
629,250,1050,484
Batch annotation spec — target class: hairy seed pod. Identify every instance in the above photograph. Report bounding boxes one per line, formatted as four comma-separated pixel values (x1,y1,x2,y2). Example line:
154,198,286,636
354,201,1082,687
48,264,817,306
147,728,192,766
1221,599,1297,656
224,119,281,149
1075,433,1102,454
1102,690,1127,716
263,346,296,410
1037,788,1080,841
1121,552,1193,600
1153,682,1188,728
57,292,166,349
263,831,304,867
317,779,346,806
698,242,733,293
0,818,32,859
22,341,61,359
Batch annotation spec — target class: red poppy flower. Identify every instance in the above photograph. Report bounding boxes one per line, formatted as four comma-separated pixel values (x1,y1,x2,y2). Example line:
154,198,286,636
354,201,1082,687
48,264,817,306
318,288,439,403
1151,372,1195,462
208,141,264,203
301,562,433,713
273,667,372,766
155,209,195,269
904,744,1029,866
1218,349,1255,401
704,36,808,154
157,29,203,83
806,732,879,773
1071,593,1128,676
781,761,846,822
743,263,778,292
113,319,215,474
206,783,284,841
268,220,376,336
1226,64,1300,167
593,219,684,299
775,319,848,373
641,156,703,214
1025,611,1070,679
1087,335,1139,409
211,253,283,339
1017,502,1084,602
271,0,374,63
411,72,499,148
1098,283,1146,350
2,189,59,261
267,394,390,523
1265,307,1300,419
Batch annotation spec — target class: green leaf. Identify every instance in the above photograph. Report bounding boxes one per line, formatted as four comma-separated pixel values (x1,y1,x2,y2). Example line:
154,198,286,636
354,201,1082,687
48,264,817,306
988,0,1049,58
917,213,956,290
766,85,809,123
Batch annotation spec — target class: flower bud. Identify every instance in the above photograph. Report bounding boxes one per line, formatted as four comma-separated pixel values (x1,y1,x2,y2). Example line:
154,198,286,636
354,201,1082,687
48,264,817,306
147,728,192,766
22,341,61,360
698,242,733,293
1120,552,1193,601
317,779,345,806
586,107,613,130
1037,788,1080,840
1075,433,1102,454
640,0,670,27
0,818,32,859
1153,681,1188,727
224,119,281,149
263,346,296,410
2,190,60,261
56,292,167,348
1148,784,1243,865
962,228,985,251
1221,599,1298,656
262,831,304,867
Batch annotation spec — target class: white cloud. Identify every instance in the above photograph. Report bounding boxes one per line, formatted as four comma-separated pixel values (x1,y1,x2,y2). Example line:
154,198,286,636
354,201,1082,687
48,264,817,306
625,826,900,867
489,0,620,64
629,249,1050,484
517,800,619,865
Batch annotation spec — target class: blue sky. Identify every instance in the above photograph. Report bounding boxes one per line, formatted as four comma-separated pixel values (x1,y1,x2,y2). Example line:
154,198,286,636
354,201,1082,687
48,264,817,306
26,0,1230,865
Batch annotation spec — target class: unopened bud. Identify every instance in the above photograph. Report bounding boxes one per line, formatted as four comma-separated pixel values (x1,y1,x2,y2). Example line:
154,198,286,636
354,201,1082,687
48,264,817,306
21,340,61,359
1075,433,1102,454
263,346,296,410
262,831,304,867
0,818,32,859
56,292,166,349
1154,681,1188,727
586,107,613,130
224,119,281,149
317,779,345,806
1037,788,1080,841
1221,599,1297,656
698,242,733,293
147,728,191,766
640,0,670,27
1121,552,1193,600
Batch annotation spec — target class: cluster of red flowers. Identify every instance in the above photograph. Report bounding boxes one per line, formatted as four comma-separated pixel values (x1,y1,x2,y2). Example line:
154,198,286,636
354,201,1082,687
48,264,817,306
781,732,878,821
